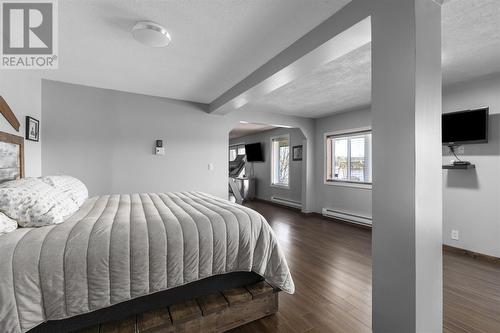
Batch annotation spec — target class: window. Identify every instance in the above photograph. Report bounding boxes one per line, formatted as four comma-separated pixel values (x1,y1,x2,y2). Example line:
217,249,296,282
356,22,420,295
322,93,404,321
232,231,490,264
229,144,245,162
326,130,372,184
271,136,290,186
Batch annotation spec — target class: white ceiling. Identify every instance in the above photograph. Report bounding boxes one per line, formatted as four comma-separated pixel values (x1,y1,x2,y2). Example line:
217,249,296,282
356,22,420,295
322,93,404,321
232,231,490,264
42,0,351,103
229,123,278,140
249,42,372,118
442,0,500,85
245,0,500,118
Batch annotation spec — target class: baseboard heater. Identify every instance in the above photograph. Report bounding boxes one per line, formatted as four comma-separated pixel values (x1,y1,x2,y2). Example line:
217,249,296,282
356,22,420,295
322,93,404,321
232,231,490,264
322,208,372,227
270,196,302,210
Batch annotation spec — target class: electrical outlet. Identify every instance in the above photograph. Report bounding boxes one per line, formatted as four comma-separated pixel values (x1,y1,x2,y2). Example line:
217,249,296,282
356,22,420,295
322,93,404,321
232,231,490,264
451,230,459,241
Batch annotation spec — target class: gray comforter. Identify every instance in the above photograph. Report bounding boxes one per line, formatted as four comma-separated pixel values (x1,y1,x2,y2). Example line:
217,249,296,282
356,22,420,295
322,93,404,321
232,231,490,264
0,192,294,333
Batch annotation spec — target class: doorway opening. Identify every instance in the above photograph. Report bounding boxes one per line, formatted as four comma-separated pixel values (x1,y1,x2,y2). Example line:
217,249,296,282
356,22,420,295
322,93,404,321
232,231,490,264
228,121,306,211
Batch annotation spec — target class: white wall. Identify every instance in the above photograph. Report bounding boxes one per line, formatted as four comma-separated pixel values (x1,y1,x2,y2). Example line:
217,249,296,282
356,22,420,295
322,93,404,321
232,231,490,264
0,73,42,176
230,127,305,204
442,74,500,257
314,108,372,217
42,80,228,198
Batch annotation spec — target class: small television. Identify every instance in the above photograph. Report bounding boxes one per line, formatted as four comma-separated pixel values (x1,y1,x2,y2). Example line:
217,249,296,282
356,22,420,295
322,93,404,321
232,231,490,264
442,107,489,145
245,143,264,162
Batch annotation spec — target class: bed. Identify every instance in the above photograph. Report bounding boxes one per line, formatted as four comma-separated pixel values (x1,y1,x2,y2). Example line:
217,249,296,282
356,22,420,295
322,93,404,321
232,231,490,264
0,131,294,333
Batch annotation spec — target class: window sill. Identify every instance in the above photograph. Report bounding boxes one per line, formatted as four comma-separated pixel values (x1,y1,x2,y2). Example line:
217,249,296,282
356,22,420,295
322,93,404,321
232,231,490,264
324,181,372,190
270,183,290,189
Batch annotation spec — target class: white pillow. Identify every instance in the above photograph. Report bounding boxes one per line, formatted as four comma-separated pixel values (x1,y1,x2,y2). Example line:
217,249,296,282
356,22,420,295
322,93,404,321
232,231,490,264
0,178,80,227
0,212,17,235
41,175,88,207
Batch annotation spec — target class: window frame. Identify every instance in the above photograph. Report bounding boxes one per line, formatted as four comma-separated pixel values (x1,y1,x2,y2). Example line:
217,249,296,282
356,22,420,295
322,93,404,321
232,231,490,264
270,134,291,189
324,127,372,190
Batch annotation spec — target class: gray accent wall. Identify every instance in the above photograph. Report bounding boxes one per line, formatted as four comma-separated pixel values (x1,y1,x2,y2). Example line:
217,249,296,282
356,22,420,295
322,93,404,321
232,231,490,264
230,127,305,205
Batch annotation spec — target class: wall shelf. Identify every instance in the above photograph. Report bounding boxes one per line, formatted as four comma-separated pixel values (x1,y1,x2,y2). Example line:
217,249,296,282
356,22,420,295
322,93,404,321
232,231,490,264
442,164,475,170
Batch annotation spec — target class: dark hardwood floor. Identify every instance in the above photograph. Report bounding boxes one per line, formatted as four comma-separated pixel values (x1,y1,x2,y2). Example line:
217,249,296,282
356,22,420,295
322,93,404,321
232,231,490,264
230,200,500,333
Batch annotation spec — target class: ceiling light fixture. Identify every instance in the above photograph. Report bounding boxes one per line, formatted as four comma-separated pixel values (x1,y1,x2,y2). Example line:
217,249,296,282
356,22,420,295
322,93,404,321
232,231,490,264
132,21,171,47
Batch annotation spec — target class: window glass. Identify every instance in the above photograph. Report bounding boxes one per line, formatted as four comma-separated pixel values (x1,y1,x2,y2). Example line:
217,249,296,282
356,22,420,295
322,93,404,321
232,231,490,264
272,137,289,186
333,138,348,181
326,131,372,184
350,136,365,182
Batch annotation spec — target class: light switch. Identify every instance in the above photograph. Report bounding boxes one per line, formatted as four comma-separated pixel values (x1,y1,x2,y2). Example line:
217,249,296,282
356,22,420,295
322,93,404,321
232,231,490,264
208,163,214,171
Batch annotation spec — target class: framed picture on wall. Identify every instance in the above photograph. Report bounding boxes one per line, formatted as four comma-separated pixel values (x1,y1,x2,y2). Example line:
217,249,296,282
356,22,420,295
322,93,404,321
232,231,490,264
26,116,40,142
292,145,303,161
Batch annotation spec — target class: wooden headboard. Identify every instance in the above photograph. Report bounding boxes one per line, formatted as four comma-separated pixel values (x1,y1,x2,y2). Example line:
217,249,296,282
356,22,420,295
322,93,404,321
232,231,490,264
0,131,24,183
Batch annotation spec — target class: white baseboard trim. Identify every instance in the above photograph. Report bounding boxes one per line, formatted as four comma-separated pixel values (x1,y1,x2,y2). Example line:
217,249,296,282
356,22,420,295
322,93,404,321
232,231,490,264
270,196,302,210
322,208,372,227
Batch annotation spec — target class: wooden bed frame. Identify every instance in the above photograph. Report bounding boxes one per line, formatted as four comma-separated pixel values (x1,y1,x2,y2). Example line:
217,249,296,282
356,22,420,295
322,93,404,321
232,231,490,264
0,131,24,182
0,132,281,333
80,281,279,333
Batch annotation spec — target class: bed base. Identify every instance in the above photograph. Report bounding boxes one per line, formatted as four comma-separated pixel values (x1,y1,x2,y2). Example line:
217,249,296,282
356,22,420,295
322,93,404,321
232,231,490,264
79,281,279,333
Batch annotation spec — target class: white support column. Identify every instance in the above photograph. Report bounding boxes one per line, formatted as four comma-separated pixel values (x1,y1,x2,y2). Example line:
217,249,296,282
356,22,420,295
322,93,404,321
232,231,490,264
371,1,443,332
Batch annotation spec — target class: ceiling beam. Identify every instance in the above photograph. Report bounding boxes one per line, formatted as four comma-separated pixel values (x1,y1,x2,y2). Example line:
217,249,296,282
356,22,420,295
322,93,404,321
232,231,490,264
208,0,371,115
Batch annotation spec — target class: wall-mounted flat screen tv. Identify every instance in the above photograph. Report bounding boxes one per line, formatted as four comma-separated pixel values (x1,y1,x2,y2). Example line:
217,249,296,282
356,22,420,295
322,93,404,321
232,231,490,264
245,143,264,162
442,107,489,145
